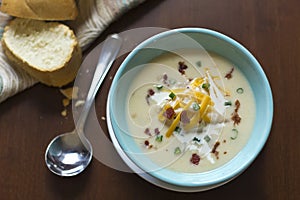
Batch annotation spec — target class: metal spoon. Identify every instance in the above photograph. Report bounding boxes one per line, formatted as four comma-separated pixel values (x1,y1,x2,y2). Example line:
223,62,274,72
45,34,122,176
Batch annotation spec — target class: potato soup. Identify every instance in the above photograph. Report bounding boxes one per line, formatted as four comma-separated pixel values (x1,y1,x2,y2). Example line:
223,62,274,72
124,49,256,173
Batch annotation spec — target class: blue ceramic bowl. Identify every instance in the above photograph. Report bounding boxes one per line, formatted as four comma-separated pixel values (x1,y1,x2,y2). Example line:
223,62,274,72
108,28,273,187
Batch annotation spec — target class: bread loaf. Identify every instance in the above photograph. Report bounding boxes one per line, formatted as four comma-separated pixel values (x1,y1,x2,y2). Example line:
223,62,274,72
0,0,78,21
2,18,82,87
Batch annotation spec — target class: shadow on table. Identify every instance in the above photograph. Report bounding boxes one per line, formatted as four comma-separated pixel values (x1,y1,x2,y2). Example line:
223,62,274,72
44,166,92,199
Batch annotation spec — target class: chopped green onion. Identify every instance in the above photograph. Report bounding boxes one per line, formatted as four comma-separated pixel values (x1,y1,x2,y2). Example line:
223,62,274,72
236,88,244,94
192,102,200,111
193,137,201,142
169,92,176,100
224,101,232,106
204,135,211,143
231,128,239,140
196,61,202,67
155,135,163,142
174,147,181,155
174,126,182,133
155,85,163,90
202,83,210,89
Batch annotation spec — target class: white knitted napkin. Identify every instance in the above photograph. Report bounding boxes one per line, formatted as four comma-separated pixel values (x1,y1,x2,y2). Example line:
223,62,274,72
0,0,144,103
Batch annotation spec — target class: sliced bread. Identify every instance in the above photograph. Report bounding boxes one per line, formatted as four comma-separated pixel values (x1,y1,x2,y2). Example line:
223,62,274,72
0,0,78,21
2,18,82,87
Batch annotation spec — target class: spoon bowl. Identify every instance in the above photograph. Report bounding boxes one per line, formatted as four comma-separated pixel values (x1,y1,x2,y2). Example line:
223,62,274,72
45,34,122,176
45,131,92,176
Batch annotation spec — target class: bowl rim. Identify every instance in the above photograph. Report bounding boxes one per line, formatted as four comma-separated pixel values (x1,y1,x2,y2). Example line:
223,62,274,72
109,27,273,187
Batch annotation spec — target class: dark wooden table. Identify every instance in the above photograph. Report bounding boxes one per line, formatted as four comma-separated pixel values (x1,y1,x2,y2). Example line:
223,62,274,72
1,0,299,199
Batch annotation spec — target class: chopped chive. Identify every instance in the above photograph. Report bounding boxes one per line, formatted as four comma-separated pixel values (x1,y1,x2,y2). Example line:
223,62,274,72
204,135,211,143
192,102,200,111
196,61,202,67
193,137,201,142
236,88,244,94
202,83,210,89
231,128,238,140
155,85,163,90
224,101,232,106
174,147,181,155
174,126,182,133
155,135,163,142
169,92,176,100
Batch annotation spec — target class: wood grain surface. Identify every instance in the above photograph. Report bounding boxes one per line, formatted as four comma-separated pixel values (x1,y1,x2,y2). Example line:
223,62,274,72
0,0,299,199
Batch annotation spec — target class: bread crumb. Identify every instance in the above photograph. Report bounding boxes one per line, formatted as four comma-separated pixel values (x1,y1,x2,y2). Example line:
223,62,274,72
75,100,85,107
101,116,106,121
59,86,82,118
61,109,67,117
60,86,79,100
62,98,70,107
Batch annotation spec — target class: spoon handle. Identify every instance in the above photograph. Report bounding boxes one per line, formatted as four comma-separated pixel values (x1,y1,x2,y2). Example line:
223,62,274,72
77,34,122,131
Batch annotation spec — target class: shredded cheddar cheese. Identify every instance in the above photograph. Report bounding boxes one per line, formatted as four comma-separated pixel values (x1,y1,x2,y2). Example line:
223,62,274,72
154,71,228,138
160,83,213,137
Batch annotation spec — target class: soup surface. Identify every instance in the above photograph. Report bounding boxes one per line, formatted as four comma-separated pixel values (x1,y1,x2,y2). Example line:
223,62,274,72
123,49,256,173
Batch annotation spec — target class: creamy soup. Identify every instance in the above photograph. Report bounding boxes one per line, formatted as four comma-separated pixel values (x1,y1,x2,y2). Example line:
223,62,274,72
124,49,256,173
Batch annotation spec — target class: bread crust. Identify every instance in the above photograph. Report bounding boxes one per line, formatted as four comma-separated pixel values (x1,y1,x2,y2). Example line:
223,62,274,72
0,0,78,20
2,19,82,87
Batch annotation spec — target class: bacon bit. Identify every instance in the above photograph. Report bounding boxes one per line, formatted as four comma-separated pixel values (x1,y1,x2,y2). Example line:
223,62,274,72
190,153,200,165
234,100,241,112
224,151,227,155
212,141,220,159
154,128,160,135
144,140,153,149
145,89,155,105
231,113,241,126
180,110,190,124
144,128,151,136
225,67,234,79
178,61,188,75
148,89,155,96
164,107,175,120
231,100,241,125
163,73,168,84
163,73,168,80
212,141,220,154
